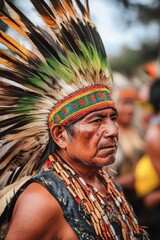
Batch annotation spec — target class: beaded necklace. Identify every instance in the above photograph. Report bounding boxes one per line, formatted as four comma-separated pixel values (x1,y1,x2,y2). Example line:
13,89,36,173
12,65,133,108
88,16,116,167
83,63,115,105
47,152,147,240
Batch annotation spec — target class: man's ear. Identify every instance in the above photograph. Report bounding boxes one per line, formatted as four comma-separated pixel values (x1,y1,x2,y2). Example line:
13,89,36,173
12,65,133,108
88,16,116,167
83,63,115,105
50,124,67,149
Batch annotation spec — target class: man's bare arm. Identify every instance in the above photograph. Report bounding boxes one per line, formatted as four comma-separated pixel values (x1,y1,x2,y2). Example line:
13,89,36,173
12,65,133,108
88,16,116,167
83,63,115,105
5,182,62,240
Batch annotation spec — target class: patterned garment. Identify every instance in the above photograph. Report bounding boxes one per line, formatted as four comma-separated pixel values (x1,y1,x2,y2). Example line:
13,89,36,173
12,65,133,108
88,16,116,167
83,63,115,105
0,170,148,239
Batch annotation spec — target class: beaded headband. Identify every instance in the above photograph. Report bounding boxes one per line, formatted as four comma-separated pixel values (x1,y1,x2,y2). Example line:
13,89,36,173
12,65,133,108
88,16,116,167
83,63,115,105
48,85,115,128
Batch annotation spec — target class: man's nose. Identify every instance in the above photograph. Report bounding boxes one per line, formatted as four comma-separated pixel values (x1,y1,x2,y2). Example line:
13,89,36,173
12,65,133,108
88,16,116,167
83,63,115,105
103,119,118,137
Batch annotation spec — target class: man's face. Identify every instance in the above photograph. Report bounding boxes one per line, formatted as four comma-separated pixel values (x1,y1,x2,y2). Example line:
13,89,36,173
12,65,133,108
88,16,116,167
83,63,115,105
65,108,119,168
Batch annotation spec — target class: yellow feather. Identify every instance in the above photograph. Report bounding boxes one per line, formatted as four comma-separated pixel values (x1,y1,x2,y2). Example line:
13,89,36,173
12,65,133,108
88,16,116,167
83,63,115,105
0,12,29,39
0,31,32,60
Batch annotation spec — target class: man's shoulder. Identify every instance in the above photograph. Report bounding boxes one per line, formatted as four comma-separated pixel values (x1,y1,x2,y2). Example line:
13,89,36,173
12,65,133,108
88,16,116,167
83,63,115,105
17,169,66,218
145,125,160,149
146,125,160,140
4,182,66,239
15,181,61,219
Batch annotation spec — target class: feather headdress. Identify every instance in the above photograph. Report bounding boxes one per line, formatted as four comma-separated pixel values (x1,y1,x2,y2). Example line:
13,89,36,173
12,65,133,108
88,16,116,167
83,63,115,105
0,0,114,187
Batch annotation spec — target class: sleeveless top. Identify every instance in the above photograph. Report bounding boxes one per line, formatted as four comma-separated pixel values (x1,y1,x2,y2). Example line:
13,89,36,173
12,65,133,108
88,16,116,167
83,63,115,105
0,170,148,239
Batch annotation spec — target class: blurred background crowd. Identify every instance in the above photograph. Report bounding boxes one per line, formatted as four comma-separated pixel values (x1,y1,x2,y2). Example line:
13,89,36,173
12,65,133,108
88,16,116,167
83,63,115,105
0,0,160,239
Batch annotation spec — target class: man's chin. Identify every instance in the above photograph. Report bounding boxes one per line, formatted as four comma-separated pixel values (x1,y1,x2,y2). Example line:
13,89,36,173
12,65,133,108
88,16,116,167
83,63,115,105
80,155,116,168
104,156,116,166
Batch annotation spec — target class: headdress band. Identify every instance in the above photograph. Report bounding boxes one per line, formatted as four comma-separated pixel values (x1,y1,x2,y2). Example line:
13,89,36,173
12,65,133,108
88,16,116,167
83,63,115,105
49,85,115,128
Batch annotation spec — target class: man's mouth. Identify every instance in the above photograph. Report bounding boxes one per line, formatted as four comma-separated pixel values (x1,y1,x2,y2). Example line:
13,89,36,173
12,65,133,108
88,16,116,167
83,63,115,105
99,144,117,150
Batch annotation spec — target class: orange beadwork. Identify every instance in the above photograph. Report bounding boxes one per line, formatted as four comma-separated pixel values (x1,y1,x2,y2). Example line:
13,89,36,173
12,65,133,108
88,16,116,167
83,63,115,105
47,152,147,240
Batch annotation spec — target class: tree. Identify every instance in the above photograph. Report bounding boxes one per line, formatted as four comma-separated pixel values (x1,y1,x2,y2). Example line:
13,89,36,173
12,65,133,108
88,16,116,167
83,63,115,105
106,0,160,76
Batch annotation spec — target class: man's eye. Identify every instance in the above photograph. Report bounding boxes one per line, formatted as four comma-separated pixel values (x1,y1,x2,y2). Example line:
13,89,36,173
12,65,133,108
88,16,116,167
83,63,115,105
111,117,117,122
91,119,102,123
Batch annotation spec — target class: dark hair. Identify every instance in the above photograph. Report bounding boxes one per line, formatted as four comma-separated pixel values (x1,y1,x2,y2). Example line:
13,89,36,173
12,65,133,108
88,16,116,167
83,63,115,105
38,132,57,168
65,122,74,137
149,78,160,113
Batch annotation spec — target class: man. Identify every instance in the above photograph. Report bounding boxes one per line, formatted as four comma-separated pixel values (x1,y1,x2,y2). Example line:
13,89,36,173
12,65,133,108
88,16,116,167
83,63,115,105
4,107,119,239
0,0,148,239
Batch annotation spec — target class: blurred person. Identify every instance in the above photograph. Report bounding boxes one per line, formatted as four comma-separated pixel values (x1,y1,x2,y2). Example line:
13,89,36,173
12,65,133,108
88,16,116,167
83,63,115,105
109,73,145,213
136,83,153,138
135,61,160,138
135,78,160,240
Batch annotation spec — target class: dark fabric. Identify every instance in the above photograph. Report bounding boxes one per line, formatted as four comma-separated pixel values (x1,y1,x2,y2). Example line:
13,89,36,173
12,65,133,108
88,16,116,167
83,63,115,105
137,196,160,240
32,170,100,240
0,170,149,240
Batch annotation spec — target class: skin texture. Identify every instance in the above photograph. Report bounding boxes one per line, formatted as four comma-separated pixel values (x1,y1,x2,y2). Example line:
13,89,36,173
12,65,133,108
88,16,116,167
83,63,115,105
5,107,118,240
144,118,160,208
145,122,160,177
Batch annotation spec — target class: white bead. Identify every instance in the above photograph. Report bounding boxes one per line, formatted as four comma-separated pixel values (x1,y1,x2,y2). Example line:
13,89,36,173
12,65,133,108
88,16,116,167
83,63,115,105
115,200,120,207
79,177,86,186
102,215,109,224
117,196,122,203
100,199,105,205
134,218,138,224
110,225,116,235
90,194,95,202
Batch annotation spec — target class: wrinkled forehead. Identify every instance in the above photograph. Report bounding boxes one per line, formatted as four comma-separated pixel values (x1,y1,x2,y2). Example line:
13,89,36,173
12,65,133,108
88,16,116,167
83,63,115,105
75,107,118,123
87,107,118,116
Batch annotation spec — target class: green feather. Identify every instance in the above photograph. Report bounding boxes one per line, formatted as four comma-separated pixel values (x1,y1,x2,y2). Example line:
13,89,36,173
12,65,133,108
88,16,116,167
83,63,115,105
47,58,77,84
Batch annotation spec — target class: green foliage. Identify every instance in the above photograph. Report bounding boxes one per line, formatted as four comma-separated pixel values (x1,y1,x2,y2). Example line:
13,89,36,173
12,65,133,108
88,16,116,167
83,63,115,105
111,42,159,77
105,0,160,77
